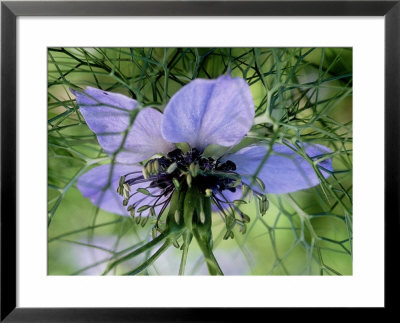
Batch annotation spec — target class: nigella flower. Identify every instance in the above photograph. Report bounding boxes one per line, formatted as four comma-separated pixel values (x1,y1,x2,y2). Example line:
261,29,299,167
71,75,333,275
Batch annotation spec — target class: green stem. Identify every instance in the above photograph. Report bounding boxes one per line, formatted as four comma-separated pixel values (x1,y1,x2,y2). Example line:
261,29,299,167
193,228,223,276
179,231,193,275
192,194,223,275
124,240,172,275
102,229,170,275
202,244,223,276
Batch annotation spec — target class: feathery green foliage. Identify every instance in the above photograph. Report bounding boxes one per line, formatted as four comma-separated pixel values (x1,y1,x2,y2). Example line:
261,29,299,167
48,48,352,275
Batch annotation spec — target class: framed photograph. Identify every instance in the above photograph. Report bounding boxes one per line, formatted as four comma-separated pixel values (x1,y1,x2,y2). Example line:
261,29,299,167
1,0,397,321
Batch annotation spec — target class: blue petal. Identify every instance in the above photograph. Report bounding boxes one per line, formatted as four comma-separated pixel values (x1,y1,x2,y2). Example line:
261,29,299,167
77,164,165,216
71,87,137,155
72,88,174,164
116,107,175,164
224,143,333,194
162,75,254,150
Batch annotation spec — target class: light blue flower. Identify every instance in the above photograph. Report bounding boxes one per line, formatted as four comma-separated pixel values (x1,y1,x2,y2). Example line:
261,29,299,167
72,75,333,218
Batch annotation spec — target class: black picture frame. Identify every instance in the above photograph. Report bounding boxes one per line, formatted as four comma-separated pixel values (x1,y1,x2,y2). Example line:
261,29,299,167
1,0,398,321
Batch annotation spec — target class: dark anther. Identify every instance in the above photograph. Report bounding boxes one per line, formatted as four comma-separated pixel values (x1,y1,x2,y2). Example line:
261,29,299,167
191,148,201,159
216,160,236,171
121,148,240,210
225,160,236,171
167,149,183,159
158,156,171,168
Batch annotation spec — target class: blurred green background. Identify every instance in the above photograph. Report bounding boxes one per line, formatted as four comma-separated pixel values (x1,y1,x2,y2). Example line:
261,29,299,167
48,48,352,275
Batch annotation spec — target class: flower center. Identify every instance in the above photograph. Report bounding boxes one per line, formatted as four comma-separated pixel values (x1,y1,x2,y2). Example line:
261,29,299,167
150,148,239,192
116,148,241,218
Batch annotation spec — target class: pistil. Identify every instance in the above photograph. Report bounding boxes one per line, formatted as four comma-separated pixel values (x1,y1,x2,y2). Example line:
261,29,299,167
117,148,241,219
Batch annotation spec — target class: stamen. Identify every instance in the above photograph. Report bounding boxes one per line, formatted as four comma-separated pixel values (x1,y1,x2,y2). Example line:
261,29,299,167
152,159,159,174
255,177,266,191
172,178,180,190
167,162,178,174
137,205,150,213
141,216,149,227
186,174,192,187
118,148,245,230
142,167,149,180
136,188,152,196
258,194,269,216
